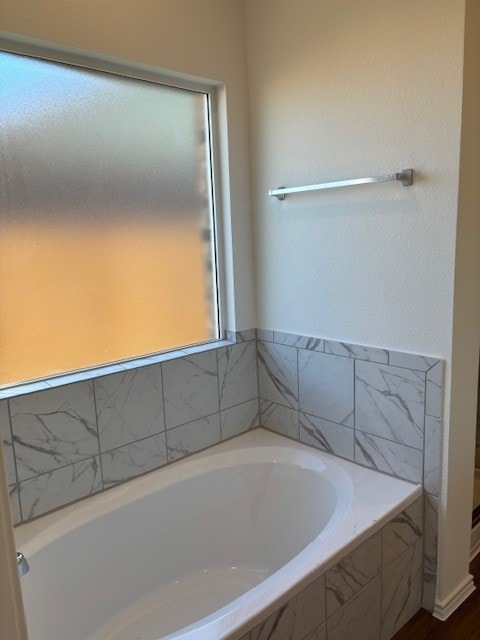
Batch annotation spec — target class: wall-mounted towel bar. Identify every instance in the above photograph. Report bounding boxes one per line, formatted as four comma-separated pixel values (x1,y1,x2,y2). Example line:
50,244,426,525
269,169,413,200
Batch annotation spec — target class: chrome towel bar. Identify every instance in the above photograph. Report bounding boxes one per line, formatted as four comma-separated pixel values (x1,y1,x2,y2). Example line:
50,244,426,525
269,169,413,200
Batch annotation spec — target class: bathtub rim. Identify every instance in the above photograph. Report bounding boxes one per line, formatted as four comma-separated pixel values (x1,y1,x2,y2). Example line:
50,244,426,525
15,428,422,640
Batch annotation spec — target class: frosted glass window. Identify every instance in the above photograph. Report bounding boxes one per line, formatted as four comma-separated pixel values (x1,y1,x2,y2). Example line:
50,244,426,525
0,52,219,386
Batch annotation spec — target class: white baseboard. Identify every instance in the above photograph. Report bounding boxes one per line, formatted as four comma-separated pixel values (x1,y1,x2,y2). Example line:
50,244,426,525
471,520,480,560
433,574,476,621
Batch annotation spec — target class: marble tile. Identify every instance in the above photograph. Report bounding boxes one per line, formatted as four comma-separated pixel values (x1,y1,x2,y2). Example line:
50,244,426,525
324,340,388,364
424,494,438,573
260,400,299,439
221,400,259,440
388,351,439,372
9,484,21,525
274,331,324,352
355,361,425,450
327,575,381,640
425,361,443,418
163,351,219,429
382,498,423,568
381,540,423,640
0,401,16,485
355,432,423,483
298,351,354,427
258,342,298,410
422,570,436,612
299,413,354,460
218,341,258,410
95,366,165,453
11,382,99,481
0,379,52,401
19,456,102,520
257,329,274,342
303,624,326,640
251,574,325,640
101,433,167,487
46,364,126,389
326,532,381,615
225,329,256,342
424,416,441,496
166,414,221,462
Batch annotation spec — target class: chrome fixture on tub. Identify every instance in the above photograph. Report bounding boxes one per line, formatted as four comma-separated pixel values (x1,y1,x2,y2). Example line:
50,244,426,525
17,551,29,577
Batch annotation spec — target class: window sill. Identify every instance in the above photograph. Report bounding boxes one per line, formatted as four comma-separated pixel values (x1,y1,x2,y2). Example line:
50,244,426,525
0,337,239,400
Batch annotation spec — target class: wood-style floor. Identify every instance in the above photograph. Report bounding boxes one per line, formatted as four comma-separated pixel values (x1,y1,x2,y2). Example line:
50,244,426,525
392,554,480,639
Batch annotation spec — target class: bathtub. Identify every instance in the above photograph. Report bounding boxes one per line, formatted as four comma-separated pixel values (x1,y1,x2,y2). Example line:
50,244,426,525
15,428,421,640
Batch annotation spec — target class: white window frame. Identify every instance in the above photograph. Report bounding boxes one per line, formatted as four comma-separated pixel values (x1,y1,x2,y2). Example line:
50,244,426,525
0,30,229,395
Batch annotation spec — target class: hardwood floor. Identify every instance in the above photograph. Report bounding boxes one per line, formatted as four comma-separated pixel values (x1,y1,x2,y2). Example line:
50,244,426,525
392,554,480,639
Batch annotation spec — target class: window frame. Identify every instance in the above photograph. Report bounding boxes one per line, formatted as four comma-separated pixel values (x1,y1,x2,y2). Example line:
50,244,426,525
0,30,229,392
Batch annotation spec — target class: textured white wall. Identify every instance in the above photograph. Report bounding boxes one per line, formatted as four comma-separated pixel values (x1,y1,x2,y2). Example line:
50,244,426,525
245,0,464,359
439,0,480,604
1,0,256,331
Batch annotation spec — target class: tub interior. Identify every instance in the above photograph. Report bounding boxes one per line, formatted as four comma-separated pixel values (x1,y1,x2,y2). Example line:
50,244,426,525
20,459,340,640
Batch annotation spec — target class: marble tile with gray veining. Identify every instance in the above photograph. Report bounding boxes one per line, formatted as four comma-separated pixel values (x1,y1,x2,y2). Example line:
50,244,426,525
355,361,425,450
425,494,438,573
273,331,324,352
257,342,298,410
9,484,21,525
95,366,164,453
327,575,381,640
11,382,98,482
19,456,102,520
382,497,423,568
163,351,219,429
381,540,423,640
225,329,256,343
0,380,52,401
1,400,16,485
422,569,436,612
326,532,381,615
250,574,325,640
256,329,274,342
166,413,221,462
388,351,439,372
426,361,443,418
424,416,441,496
298,350,354,427
324,340,388,364
299,412,354,460
355,432,423,483
260,400,299,439
101,433,167,487
303,624,326,640
221,399,259,440
218,341,258,411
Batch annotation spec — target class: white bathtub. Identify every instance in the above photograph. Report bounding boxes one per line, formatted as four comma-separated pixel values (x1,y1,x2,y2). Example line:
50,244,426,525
15,429,421,640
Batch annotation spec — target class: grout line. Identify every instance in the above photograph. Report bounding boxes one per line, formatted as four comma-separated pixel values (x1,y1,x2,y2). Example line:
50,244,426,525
92,378,105,491
7,398,23,523
159,361,168,434
216,345,223,437
353,358,357,463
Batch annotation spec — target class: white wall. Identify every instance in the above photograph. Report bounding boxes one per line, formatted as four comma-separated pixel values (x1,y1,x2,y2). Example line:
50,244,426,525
245,0,477,609
440,0,480,603
1,0,256,331
245,0,464,358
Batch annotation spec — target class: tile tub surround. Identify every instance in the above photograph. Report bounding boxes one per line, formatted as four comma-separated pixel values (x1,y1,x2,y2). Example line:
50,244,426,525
238,498,423,640
257,330,443,613
1,327,443,615
1,332,259,523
